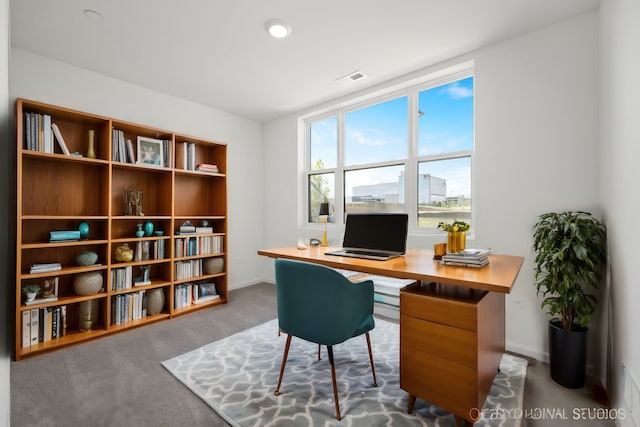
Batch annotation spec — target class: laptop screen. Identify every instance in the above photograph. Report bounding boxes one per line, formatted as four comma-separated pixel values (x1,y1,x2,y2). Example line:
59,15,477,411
342,213,408,253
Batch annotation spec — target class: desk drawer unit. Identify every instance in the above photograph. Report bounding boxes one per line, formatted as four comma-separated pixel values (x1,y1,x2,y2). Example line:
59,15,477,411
400,282,505,423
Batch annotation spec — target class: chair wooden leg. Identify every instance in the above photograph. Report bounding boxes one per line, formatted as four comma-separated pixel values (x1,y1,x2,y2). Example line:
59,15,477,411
327,345,341,420
274,334,292,396
318,344,321,360
365,332,377,387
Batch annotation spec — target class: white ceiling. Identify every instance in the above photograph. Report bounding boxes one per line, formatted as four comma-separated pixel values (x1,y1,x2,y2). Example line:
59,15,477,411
10,0,600,123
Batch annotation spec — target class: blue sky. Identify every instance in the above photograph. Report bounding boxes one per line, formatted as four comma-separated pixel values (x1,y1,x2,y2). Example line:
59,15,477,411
311,77,474,198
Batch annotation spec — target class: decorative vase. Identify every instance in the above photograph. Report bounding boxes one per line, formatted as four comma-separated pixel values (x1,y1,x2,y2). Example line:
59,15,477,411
115,243,134,262
447,231,466,253
146,288,165,316
76,250,98,266
87,130,96,159
73,272,103,295
204,257,224,275
26,292,37,302
78,299,99,331
78,221,90,239
144,221,154,237
136,224,145,238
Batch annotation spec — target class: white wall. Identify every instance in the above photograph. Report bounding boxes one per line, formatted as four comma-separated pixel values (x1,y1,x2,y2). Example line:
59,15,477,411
1,0,11,425
263,12,601,369
599,0,640,423
10,49,266,291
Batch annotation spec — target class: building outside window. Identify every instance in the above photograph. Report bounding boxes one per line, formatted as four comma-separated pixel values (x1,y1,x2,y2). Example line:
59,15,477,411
305,67,474,233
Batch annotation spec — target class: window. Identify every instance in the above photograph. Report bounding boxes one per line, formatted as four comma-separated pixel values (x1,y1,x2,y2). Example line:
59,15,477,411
305,68,474,233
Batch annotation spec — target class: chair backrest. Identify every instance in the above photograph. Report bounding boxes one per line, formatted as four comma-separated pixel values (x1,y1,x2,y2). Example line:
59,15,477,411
275,259,374,346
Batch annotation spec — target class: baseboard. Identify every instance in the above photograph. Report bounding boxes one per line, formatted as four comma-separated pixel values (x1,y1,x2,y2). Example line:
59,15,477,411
506,341,546,362
230,279,273,290
506,341,601,383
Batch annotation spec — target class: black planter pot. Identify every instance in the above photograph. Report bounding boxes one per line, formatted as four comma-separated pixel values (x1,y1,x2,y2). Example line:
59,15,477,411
548,319,588,388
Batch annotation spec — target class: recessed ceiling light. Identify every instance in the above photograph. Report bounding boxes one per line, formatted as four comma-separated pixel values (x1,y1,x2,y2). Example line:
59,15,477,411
265,19,291,39
83,9,103,23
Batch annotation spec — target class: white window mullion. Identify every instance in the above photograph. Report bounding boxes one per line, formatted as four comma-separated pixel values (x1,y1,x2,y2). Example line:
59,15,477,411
335,112,345,225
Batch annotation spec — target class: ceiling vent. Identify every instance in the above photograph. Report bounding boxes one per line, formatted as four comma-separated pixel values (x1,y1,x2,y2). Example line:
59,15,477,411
335,70,367,86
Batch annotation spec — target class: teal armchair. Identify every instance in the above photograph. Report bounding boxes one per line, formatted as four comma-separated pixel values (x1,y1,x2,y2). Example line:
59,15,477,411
273,258,377,420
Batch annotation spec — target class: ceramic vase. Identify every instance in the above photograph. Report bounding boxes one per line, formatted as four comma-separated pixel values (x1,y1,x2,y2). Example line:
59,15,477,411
136,224,145,238
76,250,98,266
146,288,165,316
78,221,90,239
87,130,96,159
73,271,103,295
144,221,154,237
204,257,224,274
78,299,99,331
447,231,466,253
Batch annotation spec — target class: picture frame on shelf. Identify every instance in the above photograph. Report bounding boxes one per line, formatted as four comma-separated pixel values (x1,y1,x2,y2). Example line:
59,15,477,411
137,136,164,166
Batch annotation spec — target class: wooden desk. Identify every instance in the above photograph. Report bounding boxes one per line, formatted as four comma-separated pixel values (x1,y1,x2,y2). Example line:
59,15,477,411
258,246,524,425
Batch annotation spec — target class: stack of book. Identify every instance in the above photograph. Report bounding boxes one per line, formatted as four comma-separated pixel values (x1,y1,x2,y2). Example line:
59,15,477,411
196,163,219,173
441,248,491,268
29,263,62,274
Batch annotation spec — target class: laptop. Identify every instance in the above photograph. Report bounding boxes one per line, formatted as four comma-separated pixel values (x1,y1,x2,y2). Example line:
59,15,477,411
325,213,408,261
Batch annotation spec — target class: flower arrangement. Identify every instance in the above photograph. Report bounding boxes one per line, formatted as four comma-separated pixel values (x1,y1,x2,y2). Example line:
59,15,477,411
437,220,470,232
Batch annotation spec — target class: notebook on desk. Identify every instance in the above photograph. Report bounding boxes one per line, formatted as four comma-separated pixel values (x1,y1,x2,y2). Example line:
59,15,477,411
325,213,408,261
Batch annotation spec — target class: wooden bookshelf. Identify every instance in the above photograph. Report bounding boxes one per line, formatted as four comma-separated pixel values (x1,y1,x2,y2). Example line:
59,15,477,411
15,98,228,360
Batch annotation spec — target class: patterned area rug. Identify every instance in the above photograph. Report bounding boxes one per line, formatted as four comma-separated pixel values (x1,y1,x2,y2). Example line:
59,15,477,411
162,318,527,427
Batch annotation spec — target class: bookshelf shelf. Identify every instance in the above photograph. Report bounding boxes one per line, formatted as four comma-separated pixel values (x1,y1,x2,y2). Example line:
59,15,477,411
15,98,228,360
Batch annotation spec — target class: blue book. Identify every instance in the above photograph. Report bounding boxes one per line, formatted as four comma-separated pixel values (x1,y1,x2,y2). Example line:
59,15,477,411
50,230,81,241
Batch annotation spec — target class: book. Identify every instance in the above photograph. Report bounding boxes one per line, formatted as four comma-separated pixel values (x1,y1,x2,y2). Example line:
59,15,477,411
22,311,31,348
195,226,213,234
126,138,136,163
43,114,52,153
61,305,67,336
51,123,71,155
441,258,490,268
441,248,491,266
441,254,489,263
50,230,81,241
196,163,219,173
30,309,39,346
453,248,492,258
30,262,62,274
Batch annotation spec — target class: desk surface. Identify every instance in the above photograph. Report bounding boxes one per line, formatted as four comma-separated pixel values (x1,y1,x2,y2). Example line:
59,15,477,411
258,246,523,294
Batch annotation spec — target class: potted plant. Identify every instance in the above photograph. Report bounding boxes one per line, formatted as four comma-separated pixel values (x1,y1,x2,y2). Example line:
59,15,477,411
532,211,607,388
22,284,41,302
438,220,470,253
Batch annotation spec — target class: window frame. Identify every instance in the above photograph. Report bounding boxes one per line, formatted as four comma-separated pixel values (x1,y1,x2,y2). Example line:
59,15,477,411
303,65,475,236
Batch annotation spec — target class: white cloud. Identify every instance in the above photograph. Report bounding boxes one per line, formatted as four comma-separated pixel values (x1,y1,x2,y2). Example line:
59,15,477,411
442,83,473,99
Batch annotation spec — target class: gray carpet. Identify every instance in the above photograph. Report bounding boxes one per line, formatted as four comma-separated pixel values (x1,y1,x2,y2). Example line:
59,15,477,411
163,318,527,427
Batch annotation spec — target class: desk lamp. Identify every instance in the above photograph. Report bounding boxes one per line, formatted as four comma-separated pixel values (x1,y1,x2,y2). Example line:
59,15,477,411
319,202,330,246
